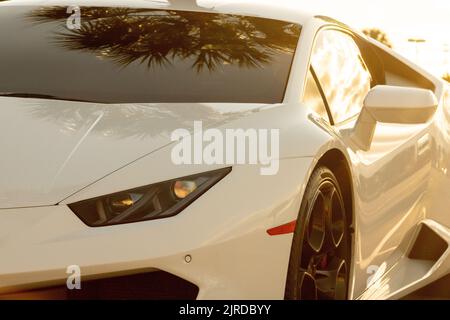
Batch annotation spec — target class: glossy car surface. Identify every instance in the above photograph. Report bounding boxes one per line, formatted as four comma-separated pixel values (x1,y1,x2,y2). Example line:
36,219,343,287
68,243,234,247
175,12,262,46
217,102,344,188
0,0,449,299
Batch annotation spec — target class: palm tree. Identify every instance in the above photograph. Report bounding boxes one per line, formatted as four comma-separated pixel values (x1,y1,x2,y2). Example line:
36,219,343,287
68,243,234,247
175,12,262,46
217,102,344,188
22,6,300,139
26,99,232,139
362,28,393,48
443,73,450,83
26,6,300,72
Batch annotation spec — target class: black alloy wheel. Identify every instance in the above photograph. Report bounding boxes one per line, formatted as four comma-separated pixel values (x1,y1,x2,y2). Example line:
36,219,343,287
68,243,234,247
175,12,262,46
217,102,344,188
285,166,350,300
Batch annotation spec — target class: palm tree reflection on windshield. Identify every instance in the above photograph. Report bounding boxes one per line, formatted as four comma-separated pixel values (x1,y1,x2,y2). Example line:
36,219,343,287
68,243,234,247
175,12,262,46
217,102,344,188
27,6,300,72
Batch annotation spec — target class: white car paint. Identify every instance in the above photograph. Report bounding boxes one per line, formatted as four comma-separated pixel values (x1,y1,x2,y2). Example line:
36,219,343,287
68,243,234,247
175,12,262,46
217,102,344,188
0,0,449,300
0,100,266,207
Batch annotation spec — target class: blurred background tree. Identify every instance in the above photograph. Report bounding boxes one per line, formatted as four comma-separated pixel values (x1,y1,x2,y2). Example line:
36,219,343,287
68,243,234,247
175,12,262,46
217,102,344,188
362,28,393,48
443,73,450,83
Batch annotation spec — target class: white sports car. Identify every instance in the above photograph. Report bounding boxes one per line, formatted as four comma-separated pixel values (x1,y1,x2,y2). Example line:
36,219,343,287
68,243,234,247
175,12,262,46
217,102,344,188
0,0,449,300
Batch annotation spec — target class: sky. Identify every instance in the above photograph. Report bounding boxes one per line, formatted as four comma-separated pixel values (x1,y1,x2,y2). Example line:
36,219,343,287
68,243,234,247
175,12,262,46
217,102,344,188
267,0,450,77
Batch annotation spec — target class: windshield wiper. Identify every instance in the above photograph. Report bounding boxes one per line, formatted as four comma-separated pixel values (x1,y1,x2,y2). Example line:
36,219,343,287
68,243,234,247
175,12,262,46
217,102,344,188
0,93,96,103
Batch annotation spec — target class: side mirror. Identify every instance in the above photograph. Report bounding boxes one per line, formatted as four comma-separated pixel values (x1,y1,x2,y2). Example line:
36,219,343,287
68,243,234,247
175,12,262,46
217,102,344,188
351,85,438,151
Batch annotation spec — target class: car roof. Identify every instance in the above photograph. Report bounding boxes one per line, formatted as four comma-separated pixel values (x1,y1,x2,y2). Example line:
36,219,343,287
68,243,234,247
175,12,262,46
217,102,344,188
1,0,314,24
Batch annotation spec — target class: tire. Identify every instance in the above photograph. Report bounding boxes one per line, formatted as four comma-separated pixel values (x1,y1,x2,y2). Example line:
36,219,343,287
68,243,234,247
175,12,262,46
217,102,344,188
285,166,350,300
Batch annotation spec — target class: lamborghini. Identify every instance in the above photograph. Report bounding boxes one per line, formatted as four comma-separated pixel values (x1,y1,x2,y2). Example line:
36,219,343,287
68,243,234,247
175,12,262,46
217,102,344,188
0,0,449,300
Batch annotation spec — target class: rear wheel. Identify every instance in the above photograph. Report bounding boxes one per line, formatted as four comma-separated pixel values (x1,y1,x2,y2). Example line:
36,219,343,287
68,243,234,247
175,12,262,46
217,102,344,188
285,166,350,300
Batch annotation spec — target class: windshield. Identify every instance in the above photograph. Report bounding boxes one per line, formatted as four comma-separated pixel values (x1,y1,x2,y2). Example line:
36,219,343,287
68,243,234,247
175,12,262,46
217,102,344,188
0,6,301,104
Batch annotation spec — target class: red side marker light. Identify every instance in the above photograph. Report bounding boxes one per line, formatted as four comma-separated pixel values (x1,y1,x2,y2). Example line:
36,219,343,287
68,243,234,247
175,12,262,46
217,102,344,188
267,220,297,236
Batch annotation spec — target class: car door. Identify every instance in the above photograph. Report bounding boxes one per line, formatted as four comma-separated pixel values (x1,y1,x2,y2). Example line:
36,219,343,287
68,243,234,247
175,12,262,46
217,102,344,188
309,28,434,297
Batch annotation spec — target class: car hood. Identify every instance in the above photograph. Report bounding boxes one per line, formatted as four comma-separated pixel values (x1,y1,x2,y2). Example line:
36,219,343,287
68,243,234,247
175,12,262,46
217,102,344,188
0,98,265,208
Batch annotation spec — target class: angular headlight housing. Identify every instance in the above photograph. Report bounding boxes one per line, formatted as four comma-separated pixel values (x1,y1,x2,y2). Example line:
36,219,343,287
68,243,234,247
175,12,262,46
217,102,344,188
69,168,231,227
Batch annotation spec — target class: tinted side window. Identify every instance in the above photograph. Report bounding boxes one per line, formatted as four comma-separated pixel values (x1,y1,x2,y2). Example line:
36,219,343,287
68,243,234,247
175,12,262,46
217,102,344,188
311,30,372,123
303,69,329,121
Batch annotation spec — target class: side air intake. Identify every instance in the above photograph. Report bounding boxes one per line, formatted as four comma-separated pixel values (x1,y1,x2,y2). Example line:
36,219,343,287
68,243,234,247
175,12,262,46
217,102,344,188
408,224,448,261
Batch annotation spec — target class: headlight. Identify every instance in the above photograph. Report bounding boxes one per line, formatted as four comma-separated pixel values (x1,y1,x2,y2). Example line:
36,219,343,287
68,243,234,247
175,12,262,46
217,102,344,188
69,168,231,227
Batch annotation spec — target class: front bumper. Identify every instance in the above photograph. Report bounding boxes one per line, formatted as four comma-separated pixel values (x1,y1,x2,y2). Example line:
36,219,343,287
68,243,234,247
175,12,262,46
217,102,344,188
0,158,313,299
